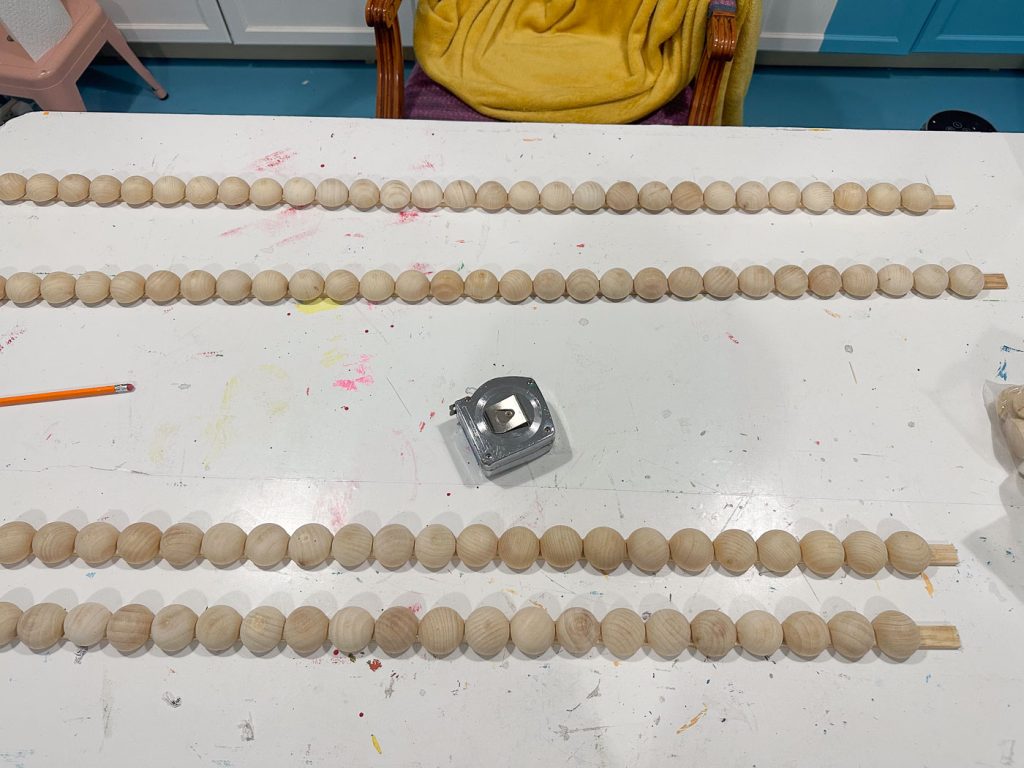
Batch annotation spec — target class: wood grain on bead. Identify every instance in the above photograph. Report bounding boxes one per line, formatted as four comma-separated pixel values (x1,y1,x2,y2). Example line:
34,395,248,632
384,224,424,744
808,265,842,298
443,180,475,211
605,181,638,213
633,267,667,301
827,611,875,660
17,603,66,651
58,173,91,204
800,530,845,576
289,269,324,302
380,179,411,211
703,180,735,212
703,266,738,299
360,269,395,303
877,264,913,297
901,183,934,215
948,264,984,298
833,182,866,213
288,523,332,568
283,177,316,208
106,604,154,653
325,270,359,303
120,175,153,206
539,181,572,213
801,181,833,213
735,181,769,212
430,270,464,304
669,528,714,572
782,611,830,658
645,609,691,658
0,521,35,564
32,521,77,565
556,607,600,655
455,524,497,568
145,270,180,303
0,603,22,646
738,265,773,299
498,270,533,303
583,527,626,573
159,522,204,567
626,527,668,572
774,265,808,298
533,269,565,301
117,521,161,565
736,610,783,656
668,266,702,299
415,524,456,570
671,181,703,212
602,608,645,658
566,269,599,302
329,606,375,653
196,605,242,652
349,179,380,210
316,178,348,208
240,606,284,654
372,524,415,569
87,174,121,204
249,178,282,208
110,271,146,305
410,179,442,210
714,529,757,573
842,530,887,576
181,270,216,303
507,180,539,212
419,606,464,656
201,522,247,566
872,610,920,660
885,531,931,576
499,526,540,570
217,176,250,207
540,525,582,569
40,272,76,305
464,269,498,301
756,530,801,574
638,181,671,212
215,269,251,303
867,182,900,214
332,523,373,568
841,264,878,299
691,610,736,659
153,176,185,206
395,270,430,302
374,606,418,655
768,180,800,212
152,604,198,653
913,264,948,298
25,173,58,202
510,606,554,656
464,606,509,657
75,521,119,565
185,176,218,206
600,268,632,301
75,271,111,305
0,171,27,202
475,180,507,212
284,606,328,655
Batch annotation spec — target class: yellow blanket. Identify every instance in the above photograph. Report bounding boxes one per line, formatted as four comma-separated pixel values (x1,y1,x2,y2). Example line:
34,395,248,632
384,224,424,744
413,0,761,125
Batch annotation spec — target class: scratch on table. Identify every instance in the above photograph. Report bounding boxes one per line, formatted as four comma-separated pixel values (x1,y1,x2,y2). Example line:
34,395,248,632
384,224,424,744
386,376,412,417
586,681,602,699
100,672,114,737
676,704,708,734
239,714,255,742
848,361,858,384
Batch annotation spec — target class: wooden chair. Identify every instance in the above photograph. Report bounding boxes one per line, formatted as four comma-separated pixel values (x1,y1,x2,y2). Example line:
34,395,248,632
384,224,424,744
366,0,738,125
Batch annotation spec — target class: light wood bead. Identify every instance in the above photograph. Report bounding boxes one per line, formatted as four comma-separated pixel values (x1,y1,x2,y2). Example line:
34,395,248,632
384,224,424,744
289,269,324,302
284,606,328,655
0,603,22,646
180,270,216,303
533,268,565,301
415,524,456,570
877,264,914,297
419,606,465,656
606,180,638,212
510,606,554,656
372,523,415,569
316,178,349,208
833,182,867,213
464,269,498,301
885,531,931,576
380,179,411,211
913,264,949,298
67,603,112,647
160,522,204,567
566,269,599,302
117,522,161,565
185,176,218,206
872,610,920,661
17,603,66,651
901,183,934,214
540,525,582,569
443,180,475,211
0,171,26,201
572,181,605,213
756,530,801,574
736,610,783,657
556,607,600,655
476,180,507,212
201,522,247,566
410,179,443,210
430,270,464,303
0,521,35,564
671,181,703,212
395,270,430,302
217,176,250,207
360,269,395,303
250,178,283,208
106,604,154,654
691,610,736,659
121,175,155,206
499,269,533,303
464,606,509,657
25,173,58,202
498,526,540,570
669,528,714,572
599,268,632,301
58,173,91,203
703,266,738,299
774,265,808,298
633,267,667,301
40,272,76,305
324,269,359,303
703,180,735,212
216,269,251,302
800,530,845,576
152,605,198,653
283,177,316,207
948,264,984,298
288,523,332,568
0,275,4,301
626,527,669,572
801,181,833,213
145,270,181,303
782,611,830,658
507,180,539,212
645,609,690,658
714,529,758,573
867,182,901,214
539,181,572,212
735,181,769,212
5,272,41,304
827,611,875,660
75,271,111,305
32,521,77,565
332,523,373,568
329,606,375,653
349,179,380,210
768,180,801,212
843,530,888,576
808,265,842,298
668,266,703,299
75,521,119,565
638,181,671,212
601,608,645,658
240,606,284,654
110,271,146,304
738,265,774,299
196,605,242,653
89,175,122,204
456,524,498,568
153,176,185,206
374,606,419,655
842,264,878,299
583,526,626,573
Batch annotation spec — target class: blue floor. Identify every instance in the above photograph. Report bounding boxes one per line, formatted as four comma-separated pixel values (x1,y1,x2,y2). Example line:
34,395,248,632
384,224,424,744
44,58,1023,132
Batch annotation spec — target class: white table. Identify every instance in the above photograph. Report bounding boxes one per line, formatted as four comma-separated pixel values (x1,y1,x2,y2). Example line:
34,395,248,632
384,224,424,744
1,112,1023,766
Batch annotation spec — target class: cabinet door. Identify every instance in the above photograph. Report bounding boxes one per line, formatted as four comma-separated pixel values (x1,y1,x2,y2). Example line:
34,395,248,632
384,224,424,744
97,0,231,43
819,0,936,54
759,0,841,52
217,0,416,46
914,0,1024,53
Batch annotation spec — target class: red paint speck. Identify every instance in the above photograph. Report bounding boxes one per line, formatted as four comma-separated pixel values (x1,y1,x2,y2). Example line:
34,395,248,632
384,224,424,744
408,603,422,614
306,387,310,396
344,232,365,238
446,492,452,497
333,649,340,656
252,149,295,171
219,226,245,238
454,239,466,244
320,163,326,168
428,410,436,419
364,329,370,334
397,210,420,224
814,440,821,446
343,405,350,411
411,262,433,275
418,421,426,432
726,333,740,345
576,242,585,248
367,659,382,671
358,712,364,718
389,324,394,329
0,326,26,354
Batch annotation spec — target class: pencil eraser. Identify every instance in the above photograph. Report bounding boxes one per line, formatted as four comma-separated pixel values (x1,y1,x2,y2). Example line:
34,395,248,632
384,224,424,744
126,383,136,392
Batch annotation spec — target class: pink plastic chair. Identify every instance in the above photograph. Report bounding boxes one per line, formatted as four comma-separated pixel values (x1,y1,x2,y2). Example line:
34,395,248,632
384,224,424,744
0,0,166,111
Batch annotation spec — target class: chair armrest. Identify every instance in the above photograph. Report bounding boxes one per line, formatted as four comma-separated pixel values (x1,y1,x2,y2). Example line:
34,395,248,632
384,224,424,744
366,0,405,118
688,5,738,126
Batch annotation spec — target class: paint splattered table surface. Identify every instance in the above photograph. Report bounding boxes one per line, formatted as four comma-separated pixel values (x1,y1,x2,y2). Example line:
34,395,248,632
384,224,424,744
1,112,1023,766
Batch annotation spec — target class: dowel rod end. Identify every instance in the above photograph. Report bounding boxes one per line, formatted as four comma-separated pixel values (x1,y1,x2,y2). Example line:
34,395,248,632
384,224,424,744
919,625,960,650
931,195,955,210
929,543,959,566
984,273,1008,290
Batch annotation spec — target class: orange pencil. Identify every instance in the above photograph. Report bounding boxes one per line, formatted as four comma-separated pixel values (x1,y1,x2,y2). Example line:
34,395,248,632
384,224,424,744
0,383,135,407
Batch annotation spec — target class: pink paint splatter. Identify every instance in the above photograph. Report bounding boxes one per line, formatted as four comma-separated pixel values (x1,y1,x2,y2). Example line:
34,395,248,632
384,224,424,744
726,333,740,345
454,239,466,244
367,659,382,671
814,440,821,446
576,242,586,248
273,229,316,247
418,421,426,432
411,262,432,275
408,603,422,615
332,354,374,392
428,410,436,419
251,149,296,171
0,326,26,354
219,226,245,238
344,232,365,239
412,160,436,170
397,210,420,224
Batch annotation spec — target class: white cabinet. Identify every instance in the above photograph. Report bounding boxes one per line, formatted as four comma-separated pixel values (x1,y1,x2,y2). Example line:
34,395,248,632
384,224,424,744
216,0,416,46
759,0,839,51
98,0,231,43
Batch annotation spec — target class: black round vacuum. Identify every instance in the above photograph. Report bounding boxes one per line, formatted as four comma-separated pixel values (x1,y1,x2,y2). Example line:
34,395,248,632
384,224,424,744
923,110,996,132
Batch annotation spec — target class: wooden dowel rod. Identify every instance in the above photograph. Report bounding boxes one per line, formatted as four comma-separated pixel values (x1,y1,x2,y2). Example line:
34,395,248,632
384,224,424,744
931,194,955,210
919,625,961,650
929,543,959,566
984,273,1008,290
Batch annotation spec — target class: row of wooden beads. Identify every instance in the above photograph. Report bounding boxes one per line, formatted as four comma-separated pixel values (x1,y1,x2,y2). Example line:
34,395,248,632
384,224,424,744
1,600,956,662
0,173,952,215
0,263,1003,307
0,520,955,577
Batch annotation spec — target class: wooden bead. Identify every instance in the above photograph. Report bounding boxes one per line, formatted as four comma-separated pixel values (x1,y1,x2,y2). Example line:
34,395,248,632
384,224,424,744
284,606,328,655
476,180,507,212
768,180,801,212
283,177,316,207
948,264,984,298
316,178,349,208
410,180,442,210
32,521,77,564
566,269,599,302
145,270,181,303
540,525,582,569
218,176,250,207
599,268,632,301
153,176,185,206
736,610,783,656
605,181,638,213
828,611,875,660
0,603,22,646
110,271,146,304
0,275,5,302
380,179,411,211
626,527,668,572
645,609,690,658
533,269,565,301
877,264,913,297
196,605,242,653
76,271,111,305
671,181,703,212
601,608,644,658
419,606,464,656
332,523,373,568
756,530,801,574
456,524,497,568
800,530,845,576
288,269,324,302
714,529,757,573
464,606,509,657
583,526,626,572
329,606,374,653
75,521,119,565
510,606,554,656
184,176,218,206
464,269,498,301
443,180,475,211
539,181,572,212
638,181,671,212
507,180,539,212
498,269,533,303
690,610,736,659
372,523,415,569
668,266,703,299
120,175,153,206
240,606,284,654
0,521,35,564
842,264,878,299
833,182,867,213
738,265,773,298
808,265,842,298
58,173,91,203
633,267,667,301
360,269,395,303
415,524,456,570
18,603,67,651
782,611,830,658
61,605,111,649
201,522,247,566
288,523,332,568
430,270,464,303
324,269,359,303
872,610,920,661
349,179,380,210
249,178,282,208
867,182,901,214
735,181,769,212
395,270,430,302
843,530,887,576
774,265,808,298
106,604,153,654
556,607,600,655
151,605,198,653
25,173,58,202
5,272,40,304
160,522,203,567
885,531,931,576
0,171,26,201
181,270,216,303
40,272,76,305
498,526,540,570
669,528,714,572
901,183,934,214
703,180,735,212
117,522,161,565
215,269,251,302
913,264,948,298
374,606,419,655
703,266,738,299
801,181,833,213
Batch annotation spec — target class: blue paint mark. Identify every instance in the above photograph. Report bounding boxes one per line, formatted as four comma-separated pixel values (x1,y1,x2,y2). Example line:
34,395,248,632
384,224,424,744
925,673,932,683
86,572,96,578
1001,345,1024,353
997,361,1008,381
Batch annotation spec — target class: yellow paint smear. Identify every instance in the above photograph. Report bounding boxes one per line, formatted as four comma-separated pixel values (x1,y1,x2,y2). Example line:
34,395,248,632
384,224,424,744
824,309,841,319
676,704,708,734
202,376,240,470
321,349,346,367
371,734,382,755
296,297,341,315
922,572,935,597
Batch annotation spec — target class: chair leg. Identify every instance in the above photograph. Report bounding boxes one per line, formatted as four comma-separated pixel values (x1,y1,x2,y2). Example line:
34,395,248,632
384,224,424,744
34,83,88,112
104,24,168,99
